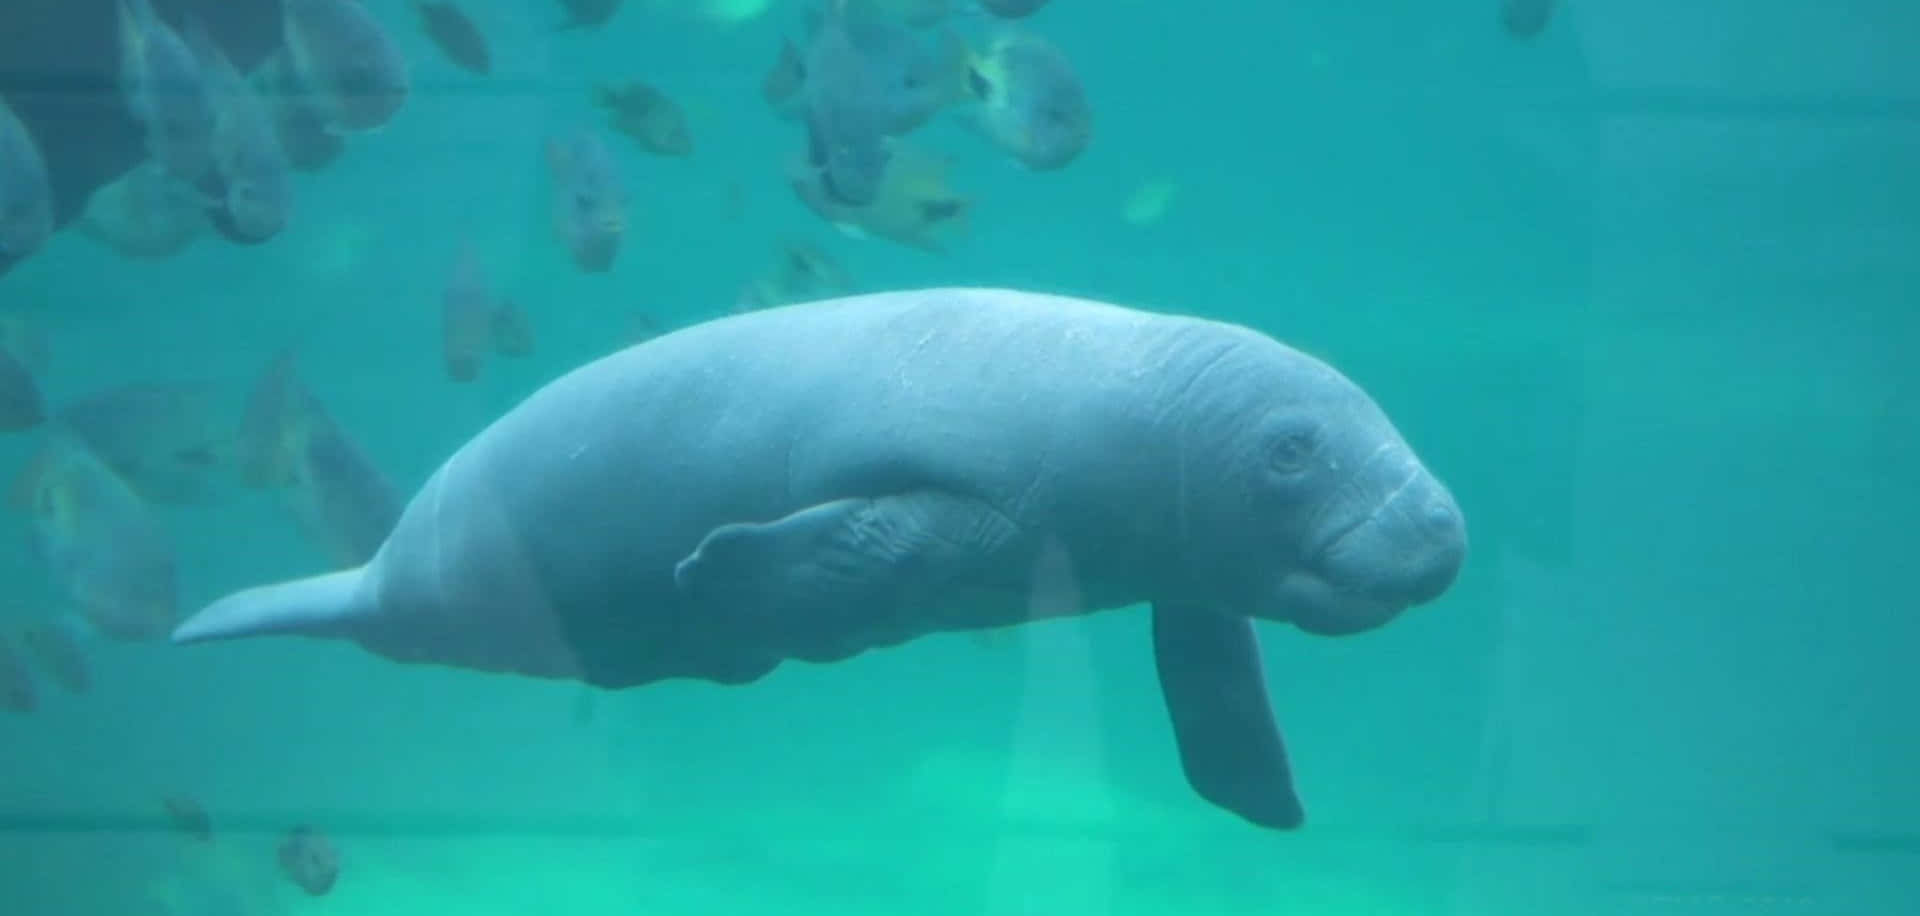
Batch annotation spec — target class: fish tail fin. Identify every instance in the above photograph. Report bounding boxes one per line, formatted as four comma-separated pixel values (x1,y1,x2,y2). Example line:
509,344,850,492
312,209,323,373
171,568,368,643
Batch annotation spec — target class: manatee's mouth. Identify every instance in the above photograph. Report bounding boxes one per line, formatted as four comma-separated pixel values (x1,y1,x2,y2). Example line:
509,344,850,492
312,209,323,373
1281,470,1465,636
1273,569,1407,637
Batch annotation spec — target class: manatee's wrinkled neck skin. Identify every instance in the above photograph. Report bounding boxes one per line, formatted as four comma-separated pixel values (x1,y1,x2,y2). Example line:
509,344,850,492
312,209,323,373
1149,331,1300,611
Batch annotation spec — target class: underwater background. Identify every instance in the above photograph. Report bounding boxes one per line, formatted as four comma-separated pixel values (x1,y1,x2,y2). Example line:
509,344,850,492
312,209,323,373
2,0,1916,913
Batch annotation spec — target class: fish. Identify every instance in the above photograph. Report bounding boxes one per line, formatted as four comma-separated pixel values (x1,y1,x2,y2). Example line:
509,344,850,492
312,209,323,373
545,130,627,273
53,382,235,505
1501,0,1553,39
417,1,491,76
183,20,294,242
439,247,531,374
555,0,623,31
441,244,496,382
978,0,1050,18
594,82,693,157
278,826,340,896
73,162,212,259
162,795,213,841
237,351,400,568
281,0,411,133
791,0,971,205
491,301,534,358
958,31,1090,170
790,140,968,253
0,637,34,713
0,341,45,431
0,98,54,260
737,238,852,311
116,0,216,180
19,619,90,695
0,313,47,377
11,432,179,642
253,53,348,172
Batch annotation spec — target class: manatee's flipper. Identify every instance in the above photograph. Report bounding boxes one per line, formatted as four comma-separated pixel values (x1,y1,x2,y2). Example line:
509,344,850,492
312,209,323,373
1151,604,1305,829
171,569,368,644
673,491,1023,659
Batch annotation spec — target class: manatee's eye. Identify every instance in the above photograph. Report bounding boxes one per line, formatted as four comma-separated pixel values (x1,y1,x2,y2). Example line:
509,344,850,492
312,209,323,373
1267,422,1320,476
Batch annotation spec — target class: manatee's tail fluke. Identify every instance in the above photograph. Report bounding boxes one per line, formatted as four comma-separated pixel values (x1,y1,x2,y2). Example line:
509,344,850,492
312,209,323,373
172,569,368,644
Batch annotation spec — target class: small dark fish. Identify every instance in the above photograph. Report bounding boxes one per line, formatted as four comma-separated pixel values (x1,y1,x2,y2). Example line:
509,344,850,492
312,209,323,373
0,637,35,713
0,345,45,431
417,1,491,75
19,620,90,694
979,0,1050,17
594,82,692,157
556,0,622,31
163,795,212,841
278,825,340,896
1501,0,1553,39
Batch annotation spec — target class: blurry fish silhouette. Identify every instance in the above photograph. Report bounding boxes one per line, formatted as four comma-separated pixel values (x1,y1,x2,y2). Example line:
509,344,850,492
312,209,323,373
790,0,971,206
73,162,211,259
278,825,340,895
116,0,216,181
791,140,968,253
0,97,54,260
253,53,349,172
762,39,807,119
736,237,852,311
441,244,495,382
979,0,1050,18
594,82,693,157
0,313,47,377
440,244,533,380
1501,0,1553,39
162,794,213,842
417,1,491,75
10,432,178,642
0,344,45,431
19,619,91,695
545,130,627,273
281,0,411,133
184,19,294,243
0,636,35,713
238,351,401,568
555,0,623,31
54,381,234,505
491,300,535,358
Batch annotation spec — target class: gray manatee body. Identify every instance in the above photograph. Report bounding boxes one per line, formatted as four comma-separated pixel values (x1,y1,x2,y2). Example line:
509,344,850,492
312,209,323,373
173,287,1467,829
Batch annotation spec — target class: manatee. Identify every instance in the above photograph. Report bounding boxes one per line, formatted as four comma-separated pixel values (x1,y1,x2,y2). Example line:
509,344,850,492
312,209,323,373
172,287,1467,829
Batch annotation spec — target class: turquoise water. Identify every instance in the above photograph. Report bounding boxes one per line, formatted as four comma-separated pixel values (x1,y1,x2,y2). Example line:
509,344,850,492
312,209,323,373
3,0,1916,913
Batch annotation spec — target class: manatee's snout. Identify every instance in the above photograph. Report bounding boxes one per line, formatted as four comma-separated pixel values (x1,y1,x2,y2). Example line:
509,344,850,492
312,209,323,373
1288,454,1467,636
1380,485,1467,604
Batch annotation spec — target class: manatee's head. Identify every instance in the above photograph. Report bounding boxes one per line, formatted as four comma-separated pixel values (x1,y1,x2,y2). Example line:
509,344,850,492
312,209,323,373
1174,333,1467,635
